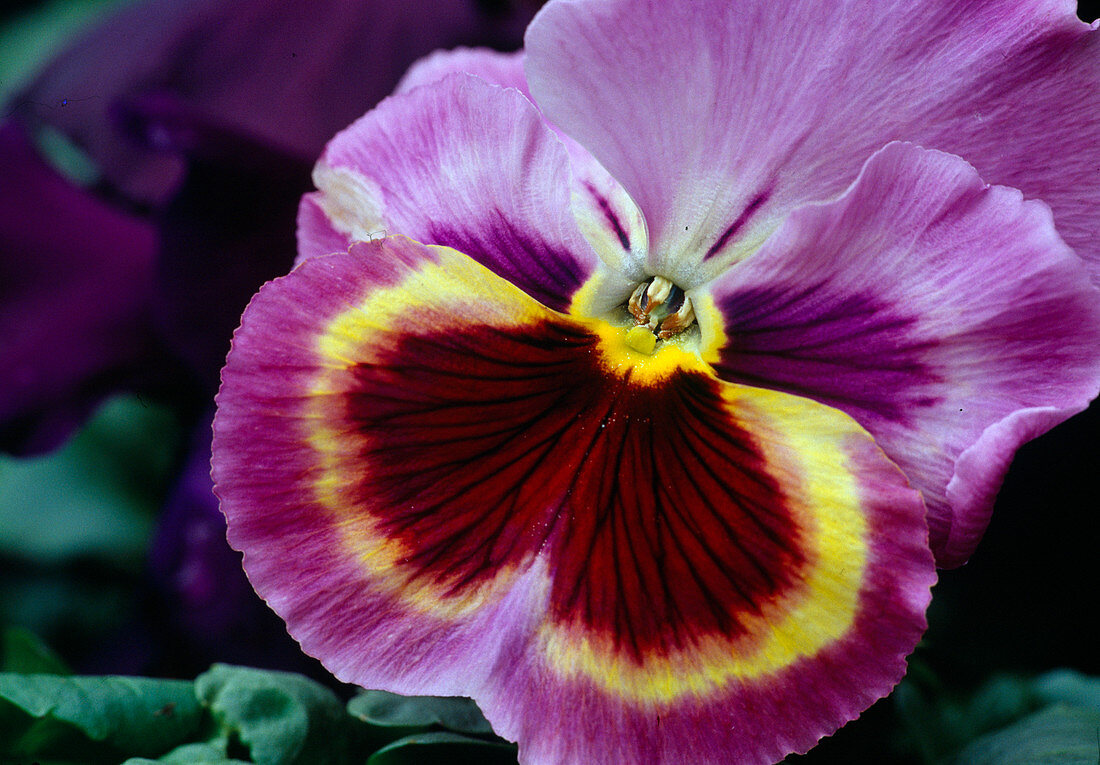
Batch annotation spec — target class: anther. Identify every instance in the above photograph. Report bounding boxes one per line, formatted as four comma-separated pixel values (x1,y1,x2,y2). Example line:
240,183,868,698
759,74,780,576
627,276,696,340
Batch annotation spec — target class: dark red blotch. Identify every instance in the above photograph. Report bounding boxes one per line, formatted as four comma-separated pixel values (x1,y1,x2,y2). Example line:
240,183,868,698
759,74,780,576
341,317,806,660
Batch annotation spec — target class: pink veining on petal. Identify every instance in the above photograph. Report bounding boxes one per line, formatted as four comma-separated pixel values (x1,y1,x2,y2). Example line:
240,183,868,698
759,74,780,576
478,432,933,765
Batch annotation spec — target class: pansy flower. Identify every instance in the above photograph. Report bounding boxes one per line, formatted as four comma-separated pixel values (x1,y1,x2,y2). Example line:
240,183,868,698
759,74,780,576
212,0,1100,762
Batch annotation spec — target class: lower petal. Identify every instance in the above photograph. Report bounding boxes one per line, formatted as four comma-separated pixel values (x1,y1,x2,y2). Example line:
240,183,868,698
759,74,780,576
213,236,934,765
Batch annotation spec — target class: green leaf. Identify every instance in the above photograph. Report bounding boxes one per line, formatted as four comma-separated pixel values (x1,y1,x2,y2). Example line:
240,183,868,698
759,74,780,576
894,665,1100,764
367,731,518,765
962,675,1039,737
0,673,201,762
951,704,1100,765
123,740,251,764
0,395,183,654
1034,669,1100,711
892,665,974,763
195,664,352,765
1,627,71,674
348,690,494,735
0,394,181,567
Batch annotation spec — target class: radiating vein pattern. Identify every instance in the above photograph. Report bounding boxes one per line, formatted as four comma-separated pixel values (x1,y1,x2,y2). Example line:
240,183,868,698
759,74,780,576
326,309,807,664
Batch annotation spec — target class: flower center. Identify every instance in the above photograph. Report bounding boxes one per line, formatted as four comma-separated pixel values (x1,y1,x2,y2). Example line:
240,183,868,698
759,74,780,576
626,276,696,353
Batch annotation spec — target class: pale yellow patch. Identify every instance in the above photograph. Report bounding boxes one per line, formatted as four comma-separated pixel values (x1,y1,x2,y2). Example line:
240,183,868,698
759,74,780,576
312,163,390,243
567,270,606,319
536,384,870,704
624,325,657,355
688,288,727,365
571,269,724,376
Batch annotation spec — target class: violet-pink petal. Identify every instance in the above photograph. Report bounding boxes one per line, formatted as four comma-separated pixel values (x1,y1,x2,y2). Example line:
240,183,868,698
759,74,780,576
941,406,1081,567
526,0,1100,284
390,46,650,283
212,240,539,699
707,142,1100,566
395,47,531,96
301,74,606,312
296,193,351,262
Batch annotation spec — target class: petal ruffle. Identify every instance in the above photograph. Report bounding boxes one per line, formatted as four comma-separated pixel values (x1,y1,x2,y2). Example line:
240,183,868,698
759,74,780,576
526,0,1100,284
395,47,531,95
214,235,934,764
298,73,629,313
706,142,1100,567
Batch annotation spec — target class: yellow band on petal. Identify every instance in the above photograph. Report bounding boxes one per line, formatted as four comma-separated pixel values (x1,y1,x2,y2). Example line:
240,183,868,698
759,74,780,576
536,384,869,704
294,240,875,695
303,244,553,620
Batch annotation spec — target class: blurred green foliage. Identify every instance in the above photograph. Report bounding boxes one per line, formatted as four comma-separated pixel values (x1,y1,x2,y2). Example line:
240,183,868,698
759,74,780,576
0,0,133,106
0,395,183,668
0,636,1096,765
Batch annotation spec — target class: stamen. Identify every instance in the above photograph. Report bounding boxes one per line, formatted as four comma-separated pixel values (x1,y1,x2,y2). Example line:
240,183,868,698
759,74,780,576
626,276,696,341
628,282,650,327
656,298,696,339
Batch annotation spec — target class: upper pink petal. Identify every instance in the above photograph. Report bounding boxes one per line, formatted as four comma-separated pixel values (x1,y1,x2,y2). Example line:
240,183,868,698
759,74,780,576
526,0,1100,285
304,48,649,291
706,142,1100,566
395,47,531,95
298,73,633,313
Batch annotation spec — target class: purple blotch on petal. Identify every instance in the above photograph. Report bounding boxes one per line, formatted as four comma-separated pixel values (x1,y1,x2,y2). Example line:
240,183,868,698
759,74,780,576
717,284,941,425
429,213,588,313
585,181,631,252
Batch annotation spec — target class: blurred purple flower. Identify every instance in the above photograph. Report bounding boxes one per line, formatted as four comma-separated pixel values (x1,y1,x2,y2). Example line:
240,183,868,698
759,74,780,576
1,0,535,454
0,120,157,454
1,0,535,672
146,419,325,676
